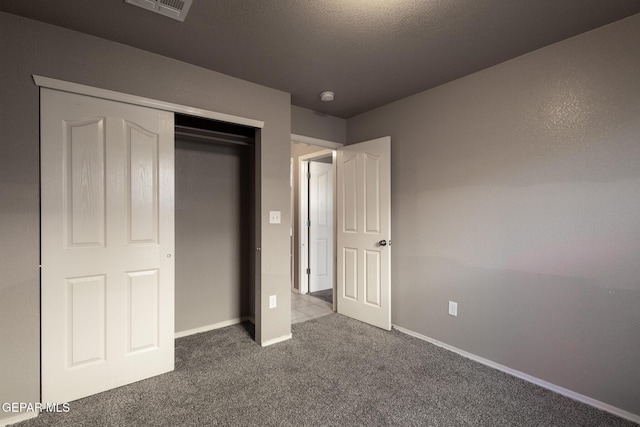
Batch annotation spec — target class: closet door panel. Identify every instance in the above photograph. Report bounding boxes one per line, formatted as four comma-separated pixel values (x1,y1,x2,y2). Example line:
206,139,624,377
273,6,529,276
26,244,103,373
41,88,175,404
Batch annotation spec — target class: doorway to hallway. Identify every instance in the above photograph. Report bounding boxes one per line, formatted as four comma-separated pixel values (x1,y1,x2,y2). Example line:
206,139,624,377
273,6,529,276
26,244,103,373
291,291,332,324
291,144,336,305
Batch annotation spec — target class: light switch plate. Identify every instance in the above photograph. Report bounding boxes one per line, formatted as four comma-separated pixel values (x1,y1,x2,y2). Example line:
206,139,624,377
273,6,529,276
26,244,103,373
269,295,277,309
269,211,281,224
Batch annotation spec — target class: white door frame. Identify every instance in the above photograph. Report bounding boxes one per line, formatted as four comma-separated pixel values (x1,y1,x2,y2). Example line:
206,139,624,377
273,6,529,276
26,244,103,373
298,149,335,296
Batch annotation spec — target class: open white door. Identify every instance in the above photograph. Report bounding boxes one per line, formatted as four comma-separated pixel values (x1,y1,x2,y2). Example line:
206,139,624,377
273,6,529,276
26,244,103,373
309,160,334,293
41,89,175,403
337,137,391,330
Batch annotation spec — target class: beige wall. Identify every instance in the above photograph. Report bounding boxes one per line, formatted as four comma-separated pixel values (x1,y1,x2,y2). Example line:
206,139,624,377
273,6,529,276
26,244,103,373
347,15,640,416
0,12,291,421
175,139,254,332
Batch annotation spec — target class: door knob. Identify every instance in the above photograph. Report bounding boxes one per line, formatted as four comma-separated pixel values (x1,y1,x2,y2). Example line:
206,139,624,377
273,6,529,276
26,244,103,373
379,240,387,247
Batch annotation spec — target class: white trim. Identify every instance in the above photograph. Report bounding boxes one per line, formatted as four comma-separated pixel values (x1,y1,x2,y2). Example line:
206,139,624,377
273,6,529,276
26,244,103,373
33,75,264,129
290,157,295,289
175,317,249,339
0,411,39,427
291,133,343,149
392,324,640,424
299,160,309,295
260,333,292,347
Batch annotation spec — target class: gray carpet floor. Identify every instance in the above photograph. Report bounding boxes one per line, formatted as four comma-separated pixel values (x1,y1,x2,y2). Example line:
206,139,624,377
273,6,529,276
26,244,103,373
308,289,333,304
16,314,636,426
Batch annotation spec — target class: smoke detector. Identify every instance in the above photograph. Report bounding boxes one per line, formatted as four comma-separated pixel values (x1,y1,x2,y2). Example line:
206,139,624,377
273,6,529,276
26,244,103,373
125,0,193,22
320,91,335,102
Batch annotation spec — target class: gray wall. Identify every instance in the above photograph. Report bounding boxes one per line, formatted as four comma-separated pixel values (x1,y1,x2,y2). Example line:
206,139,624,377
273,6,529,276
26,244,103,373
347,15,640,416
175,139,253,332
291,105,346,144
0,12,291,421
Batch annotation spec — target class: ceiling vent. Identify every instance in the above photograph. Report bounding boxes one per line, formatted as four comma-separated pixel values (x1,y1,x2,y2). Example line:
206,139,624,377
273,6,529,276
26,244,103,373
125,0,193,22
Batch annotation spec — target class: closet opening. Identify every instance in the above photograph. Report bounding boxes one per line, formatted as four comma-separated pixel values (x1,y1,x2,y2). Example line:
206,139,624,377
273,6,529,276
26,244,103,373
174,113,256,337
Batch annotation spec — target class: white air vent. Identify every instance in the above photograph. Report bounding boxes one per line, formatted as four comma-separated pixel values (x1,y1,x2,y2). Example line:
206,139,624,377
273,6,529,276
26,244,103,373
125,0,193,22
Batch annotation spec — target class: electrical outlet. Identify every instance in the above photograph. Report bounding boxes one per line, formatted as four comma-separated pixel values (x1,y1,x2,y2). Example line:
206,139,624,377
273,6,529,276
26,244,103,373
269,295,277,309
448,301,458,317
269,211,281,224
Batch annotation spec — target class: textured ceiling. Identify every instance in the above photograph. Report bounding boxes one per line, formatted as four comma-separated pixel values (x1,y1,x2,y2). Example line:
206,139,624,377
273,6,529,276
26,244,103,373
1,0,639,118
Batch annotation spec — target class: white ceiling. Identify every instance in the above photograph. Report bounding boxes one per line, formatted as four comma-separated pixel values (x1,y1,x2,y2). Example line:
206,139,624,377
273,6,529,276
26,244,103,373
1,0,639,118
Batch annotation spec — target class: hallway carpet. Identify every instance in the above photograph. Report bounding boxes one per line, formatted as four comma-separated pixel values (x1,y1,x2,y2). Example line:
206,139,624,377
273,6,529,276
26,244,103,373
16,314,635,426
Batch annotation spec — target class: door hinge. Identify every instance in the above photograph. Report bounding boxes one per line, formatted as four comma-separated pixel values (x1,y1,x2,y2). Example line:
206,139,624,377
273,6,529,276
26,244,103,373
306,268,311,275
307,220,311,227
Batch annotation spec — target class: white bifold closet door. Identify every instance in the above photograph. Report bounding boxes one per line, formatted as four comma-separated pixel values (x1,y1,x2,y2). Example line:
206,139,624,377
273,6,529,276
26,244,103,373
41,88,175,404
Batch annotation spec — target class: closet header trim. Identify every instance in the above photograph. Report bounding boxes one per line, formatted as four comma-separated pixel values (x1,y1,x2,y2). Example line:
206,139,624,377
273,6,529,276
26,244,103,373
33,75,265,129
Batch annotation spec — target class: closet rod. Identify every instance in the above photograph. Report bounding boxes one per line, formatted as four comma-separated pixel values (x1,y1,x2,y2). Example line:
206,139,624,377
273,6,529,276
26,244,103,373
175,124,253,140
175,124,253,145
176,123,253,139
175,131,253,147
175,123,254,147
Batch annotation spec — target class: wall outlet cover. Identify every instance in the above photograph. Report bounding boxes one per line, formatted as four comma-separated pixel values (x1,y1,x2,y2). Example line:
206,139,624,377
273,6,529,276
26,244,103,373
449,301,458,317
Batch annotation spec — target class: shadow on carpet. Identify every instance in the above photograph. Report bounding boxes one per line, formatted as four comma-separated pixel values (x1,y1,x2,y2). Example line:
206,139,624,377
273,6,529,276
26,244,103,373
15,314,636,426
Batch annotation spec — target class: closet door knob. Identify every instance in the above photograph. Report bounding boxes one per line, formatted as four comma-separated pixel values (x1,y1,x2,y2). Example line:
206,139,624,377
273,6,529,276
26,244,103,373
379,240,387,247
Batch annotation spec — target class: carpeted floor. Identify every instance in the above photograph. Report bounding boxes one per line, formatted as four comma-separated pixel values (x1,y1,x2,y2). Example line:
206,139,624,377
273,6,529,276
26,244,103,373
16,314,636,426
308,289,333,304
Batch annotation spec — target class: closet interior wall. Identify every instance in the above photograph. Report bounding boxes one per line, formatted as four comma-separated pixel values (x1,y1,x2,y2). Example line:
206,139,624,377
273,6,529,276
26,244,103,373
174,115,255,334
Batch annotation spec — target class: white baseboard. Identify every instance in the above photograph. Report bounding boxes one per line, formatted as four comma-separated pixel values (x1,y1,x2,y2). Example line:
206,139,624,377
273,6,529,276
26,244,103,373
0,411,38,427
392,324,640,425
175,317,249,339
260,333,292,347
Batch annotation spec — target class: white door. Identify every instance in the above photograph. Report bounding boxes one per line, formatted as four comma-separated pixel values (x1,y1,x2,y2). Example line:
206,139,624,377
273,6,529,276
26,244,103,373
41,88,175,403
336,137,391,330
309,160,333,293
